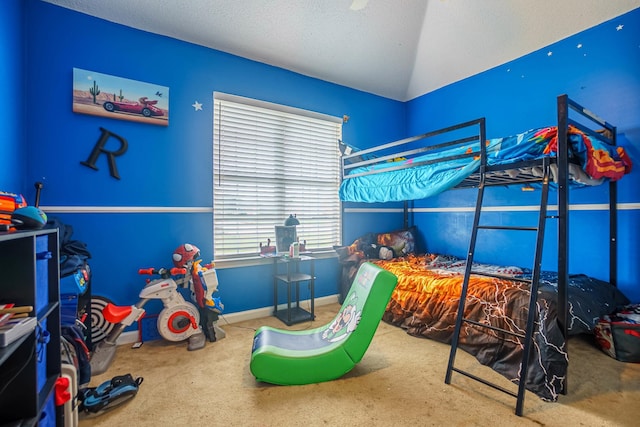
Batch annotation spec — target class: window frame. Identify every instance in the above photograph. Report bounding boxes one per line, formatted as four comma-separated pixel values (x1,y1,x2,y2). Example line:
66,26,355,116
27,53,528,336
212,92,343,266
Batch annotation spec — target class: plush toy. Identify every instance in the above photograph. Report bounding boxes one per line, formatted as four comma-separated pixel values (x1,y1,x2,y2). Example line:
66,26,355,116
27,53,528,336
348,233,396,260
347,233,375,257
378,246,394,260
378,228,415,256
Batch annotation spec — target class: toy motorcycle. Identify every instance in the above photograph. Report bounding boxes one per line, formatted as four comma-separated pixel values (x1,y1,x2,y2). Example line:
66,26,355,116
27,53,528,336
90,267,206,376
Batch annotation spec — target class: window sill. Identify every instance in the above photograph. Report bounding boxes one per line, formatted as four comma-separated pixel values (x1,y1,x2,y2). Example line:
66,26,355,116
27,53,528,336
214,250,338,269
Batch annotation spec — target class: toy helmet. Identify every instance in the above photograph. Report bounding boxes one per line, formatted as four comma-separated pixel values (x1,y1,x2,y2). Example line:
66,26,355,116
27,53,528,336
172,243,200,268
12,206,47,230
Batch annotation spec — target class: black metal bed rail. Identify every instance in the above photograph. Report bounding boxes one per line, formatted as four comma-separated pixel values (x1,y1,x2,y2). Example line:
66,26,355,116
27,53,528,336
556,94,619,345
341,118,485,179
565,96,616,138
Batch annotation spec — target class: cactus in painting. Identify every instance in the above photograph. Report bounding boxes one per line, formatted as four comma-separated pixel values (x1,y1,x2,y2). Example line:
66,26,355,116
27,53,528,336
118,89,124,101
89,81,101,104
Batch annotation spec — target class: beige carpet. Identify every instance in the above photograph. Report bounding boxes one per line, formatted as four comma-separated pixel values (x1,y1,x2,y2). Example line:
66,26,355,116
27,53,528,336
78,303,640,427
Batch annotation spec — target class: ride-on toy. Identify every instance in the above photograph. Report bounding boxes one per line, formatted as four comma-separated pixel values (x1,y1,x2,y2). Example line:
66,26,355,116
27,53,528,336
90,267,207,375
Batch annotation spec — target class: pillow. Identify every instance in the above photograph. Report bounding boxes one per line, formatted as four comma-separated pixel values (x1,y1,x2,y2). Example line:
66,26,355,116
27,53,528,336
338,226,417,261
377,226,416,257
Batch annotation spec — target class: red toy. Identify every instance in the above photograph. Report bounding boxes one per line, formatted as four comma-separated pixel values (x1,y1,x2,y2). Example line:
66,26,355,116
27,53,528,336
172,244,225,342
103,96,164,118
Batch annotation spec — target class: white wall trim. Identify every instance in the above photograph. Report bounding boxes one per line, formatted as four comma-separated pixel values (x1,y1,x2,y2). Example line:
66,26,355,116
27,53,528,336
44,203,640,215
41,206,212,213
343,207,405,213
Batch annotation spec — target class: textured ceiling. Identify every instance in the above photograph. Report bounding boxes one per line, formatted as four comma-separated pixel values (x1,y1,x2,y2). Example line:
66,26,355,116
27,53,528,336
43,0,640,101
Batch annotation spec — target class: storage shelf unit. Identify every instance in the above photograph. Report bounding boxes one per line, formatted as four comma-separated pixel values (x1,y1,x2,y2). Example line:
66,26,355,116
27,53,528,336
273,255,316,326
0,229,61,426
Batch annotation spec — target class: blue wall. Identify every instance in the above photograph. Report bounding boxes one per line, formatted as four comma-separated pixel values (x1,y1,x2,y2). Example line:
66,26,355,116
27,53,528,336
0,0,25,192
5,1,638,318
16,0,406,314
405,8,640,302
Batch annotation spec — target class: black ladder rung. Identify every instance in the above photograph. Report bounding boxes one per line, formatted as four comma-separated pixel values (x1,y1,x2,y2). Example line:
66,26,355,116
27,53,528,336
462,318,526,339
446,155,552,417
477,225,537,231
469,270,531,284
452,367,518,398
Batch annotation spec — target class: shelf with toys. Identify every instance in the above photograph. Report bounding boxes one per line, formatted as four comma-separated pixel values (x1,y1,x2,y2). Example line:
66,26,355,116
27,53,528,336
0,228,62,426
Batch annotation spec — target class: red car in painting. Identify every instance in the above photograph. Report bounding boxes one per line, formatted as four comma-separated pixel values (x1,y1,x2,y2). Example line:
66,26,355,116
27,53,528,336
103,97,164,118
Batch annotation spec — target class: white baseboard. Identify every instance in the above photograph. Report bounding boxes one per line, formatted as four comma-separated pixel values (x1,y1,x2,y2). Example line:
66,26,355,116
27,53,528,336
115,294,340,346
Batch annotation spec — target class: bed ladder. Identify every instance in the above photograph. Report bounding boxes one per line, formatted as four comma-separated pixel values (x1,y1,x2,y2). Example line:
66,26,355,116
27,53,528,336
444,156,551,416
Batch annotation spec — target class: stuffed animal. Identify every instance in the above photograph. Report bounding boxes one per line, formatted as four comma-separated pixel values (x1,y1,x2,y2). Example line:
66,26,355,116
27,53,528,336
348,233,395,260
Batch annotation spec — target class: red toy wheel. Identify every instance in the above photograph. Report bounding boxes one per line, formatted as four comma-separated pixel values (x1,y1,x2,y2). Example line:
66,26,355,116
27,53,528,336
157,303,200,342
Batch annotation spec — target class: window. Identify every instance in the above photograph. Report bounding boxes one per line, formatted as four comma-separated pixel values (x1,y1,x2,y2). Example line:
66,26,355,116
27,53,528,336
213,93,342,258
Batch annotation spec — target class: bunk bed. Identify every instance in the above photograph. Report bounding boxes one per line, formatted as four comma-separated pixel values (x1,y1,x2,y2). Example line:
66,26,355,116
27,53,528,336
338,95,632,412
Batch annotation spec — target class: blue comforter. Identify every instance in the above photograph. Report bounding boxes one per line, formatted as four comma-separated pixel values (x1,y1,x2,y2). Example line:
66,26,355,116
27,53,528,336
340,126,631,203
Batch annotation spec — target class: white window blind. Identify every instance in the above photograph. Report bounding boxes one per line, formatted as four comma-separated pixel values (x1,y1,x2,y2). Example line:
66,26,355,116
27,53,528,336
213,94,342,258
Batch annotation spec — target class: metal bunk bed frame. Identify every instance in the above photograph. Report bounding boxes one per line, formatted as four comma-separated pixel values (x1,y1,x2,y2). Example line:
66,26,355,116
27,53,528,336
340,94,619,415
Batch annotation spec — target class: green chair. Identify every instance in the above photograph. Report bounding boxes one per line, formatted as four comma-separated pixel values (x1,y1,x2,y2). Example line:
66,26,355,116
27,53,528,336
250,262,398,385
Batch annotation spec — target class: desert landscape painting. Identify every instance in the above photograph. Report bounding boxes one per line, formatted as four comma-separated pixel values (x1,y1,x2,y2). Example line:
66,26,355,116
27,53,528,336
72,68,169,126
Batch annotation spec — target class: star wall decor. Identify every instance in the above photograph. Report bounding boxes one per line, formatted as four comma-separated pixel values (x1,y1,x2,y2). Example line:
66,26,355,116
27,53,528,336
192,101,203,111
504,19,631,78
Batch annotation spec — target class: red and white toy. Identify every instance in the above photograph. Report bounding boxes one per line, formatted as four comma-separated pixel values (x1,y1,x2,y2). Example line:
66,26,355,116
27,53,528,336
90,266,206,376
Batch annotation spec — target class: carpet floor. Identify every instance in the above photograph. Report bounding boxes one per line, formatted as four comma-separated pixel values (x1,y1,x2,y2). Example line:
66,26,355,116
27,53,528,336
78,303,640,427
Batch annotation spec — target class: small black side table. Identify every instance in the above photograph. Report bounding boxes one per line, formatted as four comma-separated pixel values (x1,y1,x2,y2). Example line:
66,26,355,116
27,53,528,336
272,255,315,325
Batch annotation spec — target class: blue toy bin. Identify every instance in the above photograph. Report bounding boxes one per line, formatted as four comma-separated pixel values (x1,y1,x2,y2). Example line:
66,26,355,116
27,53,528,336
60,268,88,296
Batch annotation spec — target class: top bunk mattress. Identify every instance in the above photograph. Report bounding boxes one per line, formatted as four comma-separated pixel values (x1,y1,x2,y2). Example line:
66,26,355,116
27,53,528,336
340,125,632,203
